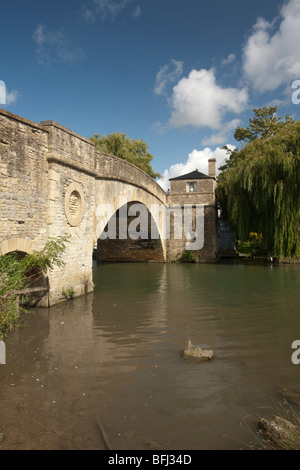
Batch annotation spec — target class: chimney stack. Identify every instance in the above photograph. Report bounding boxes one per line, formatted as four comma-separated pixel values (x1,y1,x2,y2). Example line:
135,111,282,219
208,158,216,178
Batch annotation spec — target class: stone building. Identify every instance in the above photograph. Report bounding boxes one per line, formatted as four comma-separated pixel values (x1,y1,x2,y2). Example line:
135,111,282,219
166,159,219,263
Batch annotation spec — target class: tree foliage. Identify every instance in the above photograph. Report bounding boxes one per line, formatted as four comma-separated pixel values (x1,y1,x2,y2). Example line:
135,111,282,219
216,107,300,259
234,106,293,143
90,132,160,179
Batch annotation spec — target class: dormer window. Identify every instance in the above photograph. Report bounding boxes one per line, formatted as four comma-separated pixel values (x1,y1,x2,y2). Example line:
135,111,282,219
187,182,197,193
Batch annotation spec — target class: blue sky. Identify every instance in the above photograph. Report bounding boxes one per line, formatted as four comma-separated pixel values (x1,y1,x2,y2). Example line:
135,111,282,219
1,0,300,190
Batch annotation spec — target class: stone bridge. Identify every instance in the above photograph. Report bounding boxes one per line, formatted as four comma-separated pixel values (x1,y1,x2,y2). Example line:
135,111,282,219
0,108,218,306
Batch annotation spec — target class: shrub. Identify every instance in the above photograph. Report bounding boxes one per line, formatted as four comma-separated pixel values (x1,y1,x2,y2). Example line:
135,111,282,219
0,236,68,340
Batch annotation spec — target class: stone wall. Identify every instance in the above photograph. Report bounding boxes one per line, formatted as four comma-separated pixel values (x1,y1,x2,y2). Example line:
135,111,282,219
0,107,220,307
0,110,96,306
41,121,96,305
45,160,95,305
41,120,95,169
169,178,216,205
0,109,49,253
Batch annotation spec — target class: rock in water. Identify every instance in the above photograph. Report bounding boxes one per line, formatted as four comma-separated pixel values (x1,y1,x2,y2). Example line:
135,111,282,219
183,340,213,361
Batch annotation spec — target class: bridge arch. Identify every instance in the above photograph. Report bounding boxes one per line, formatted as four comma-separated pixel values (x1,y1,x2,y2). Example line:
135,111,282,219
0,238,36,256
0,237,49,306
93,152,168,262
94,180,167,262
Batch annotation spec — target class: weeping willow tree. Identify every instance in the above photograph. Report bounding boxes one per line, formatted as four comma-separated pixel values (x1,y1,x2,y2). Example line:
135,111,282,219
216,107,300,259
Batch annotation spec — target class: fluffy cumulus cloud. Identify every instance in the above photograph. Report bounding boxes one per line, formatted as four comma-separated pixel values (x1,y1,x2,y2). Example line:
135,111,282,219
33,25,84,67
243,0,300,92
168,68,248,130
154,0,300,191
154,0,300,142
156,145,235,192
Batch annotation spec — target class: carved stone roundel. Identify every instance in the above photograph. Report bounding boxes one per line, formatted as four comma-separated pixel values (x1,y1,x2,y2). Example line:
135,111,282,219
65,182,84,226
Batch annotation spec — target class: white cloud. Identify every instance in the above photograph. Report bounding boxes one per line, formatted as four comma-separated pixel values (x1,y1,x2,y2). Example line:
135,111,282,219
221,53,236,66
243,0,300,92
157,145,235,192
132,5,142,18
201,119,240,146
83,0,135,22
33,25,84,67
168,68,248,130
6,90,19,105
154,59,184,96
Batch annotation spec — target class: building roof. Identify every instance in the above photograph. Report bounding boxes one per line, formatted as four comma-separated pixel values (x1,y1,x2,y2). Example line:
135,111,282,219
169,169,213,181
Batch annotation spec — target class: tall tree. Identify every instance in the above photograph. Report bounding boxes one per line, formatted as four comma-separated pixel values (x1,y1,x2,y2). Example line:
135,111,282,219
234,106,292,142
216,107,300,259
90,132,160,179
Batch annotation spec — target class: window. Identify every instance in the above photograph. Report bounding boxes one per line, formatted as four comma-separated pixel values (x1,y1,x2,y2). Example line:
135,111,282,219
187,182,197,193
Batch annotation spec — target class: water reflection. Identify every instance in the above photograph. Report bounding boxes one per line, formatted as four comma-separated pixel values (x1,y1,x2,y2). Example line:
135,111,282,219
0,261,300,450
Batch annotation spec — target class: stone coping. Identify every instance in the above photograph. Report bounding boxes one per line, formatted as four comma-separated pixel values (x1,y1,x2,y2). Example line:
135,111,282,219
40,120,94,146
95,150,167,200
47,153,98,177
0,107,48,132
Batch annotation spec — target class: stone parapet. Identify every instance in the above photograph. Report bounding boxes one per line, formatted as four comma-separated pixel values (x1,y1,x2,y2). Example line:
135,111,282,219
40,120,95,170
95,150,167,205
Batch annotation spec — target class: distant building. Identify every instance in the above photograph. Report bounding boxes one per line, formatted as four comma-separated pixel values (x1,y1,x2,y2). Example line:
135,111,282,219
166,159,219,263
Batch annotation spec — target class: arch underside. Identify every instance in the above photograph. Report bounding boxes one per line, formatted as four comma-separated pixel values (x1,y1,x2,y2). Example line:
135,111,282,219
95,201,165,262
94,180,166,262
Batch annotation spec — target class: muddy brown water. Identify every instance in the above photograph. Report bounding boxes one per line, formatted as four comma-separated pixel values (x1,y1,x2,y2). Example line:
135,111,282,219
1,260,300,450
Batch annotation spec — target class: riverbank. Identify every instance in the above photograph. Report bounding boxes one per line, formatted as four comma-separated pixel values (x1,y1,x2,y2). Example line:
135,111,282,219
258,388,300,450
277,257,300,264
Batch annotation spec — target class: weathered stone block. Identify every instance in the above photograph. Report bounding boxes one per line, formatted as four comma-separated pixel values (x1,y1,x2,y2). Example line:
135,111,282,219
183,340,214,361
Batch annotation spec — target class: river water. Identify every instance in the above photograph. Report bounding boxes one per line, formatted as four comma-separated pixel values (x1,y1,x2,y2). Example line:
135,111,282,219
1,260,300,450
